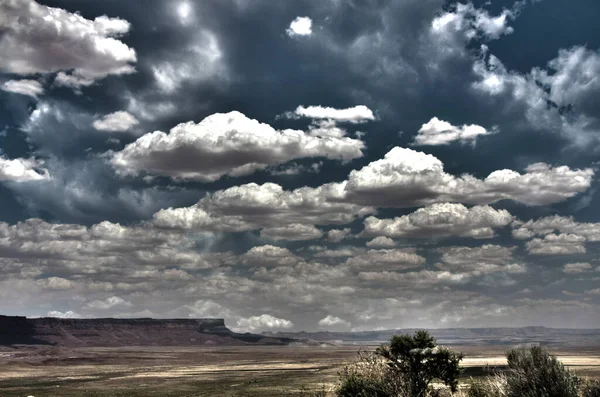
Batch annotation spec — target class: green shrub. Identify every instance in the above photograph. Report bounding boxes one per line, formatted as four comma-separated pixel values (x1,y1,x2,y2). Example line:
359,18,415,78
504,346,580,397
466,375,506,397
582,379,600,397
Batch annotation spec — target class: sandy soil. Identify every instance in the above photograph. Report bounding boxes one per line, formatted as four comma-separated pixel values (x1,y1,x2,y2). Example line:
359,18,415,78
0,345,598,397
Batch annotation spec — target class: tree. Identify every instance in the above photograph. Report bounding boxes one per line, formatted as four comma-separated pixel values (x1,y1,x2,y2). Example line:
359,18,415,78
375,330,464,397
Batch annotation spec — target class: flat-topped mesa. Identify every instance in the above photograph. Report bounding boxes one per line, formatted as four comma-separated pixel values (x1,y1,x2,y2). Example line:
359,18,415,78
0,316,293,347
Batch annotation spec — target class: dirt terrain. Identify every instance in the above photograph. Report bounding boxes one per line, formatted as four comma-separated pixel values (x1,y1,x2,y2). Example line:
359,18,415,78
0,344,599,397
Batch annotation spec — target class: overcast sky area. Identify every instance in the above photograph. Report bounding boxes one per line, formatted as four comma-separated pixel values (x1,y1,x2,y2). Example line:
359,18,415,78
0,0,600,332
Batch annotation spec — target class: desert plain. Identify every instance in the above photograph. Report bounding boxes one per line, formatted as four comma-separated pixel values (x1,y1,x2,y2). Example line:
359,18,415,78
1,344,599,397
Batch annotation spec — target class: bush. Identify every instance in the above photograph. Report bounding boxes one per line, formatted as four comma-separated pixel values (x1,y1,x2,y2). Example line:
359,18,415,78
504,346,580,397
582,379,600,397
336,350,410,397
466,375,507,397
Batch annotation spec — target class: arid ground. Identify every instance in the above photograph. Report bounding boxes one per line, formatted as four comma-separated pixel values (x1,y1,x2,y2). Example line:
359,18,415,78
0,345,599,397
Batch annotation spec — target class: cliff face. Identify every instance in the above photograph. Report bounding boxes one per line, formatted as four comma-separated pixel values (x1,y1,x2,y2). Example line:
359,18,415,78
0,316,293,347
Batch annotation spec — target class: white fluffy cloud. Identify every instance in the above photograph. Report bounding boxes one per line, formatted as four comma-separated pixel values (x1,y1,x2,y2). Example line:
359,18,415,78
46,310,81,318
366,236,396,248
286,16,312,37
526,233,587,255
414,117,493,146
327,228,352,243
111,111,364,181
239,245,300,267
153,182,375,231
1,79,43,98
0,157,50,182
260,224,323,241
342,147,594,207
345,248,425,271
93,111,139,132
291,105,375,123
364,203,513,239
318,315,351,329
563,262,593,274
436,245,523,275
236,314,294,332
86,296,132,310
512,215,600,242
0,0,136,86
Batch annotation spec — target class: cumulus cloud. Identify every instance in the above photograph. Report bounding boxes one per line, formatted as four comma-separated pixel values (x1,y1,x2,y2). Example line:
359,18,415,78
86,296,132,310
0,0,136,86
512,215,600,242
413,117,494,146
366,236,396,248
472,46,600,146
36,277,74,290
0,157,50,182
290,105,376,123
341,147,594,207
236,314,293,332
46,310,80,318
238,245,300,267
318,315,351,329
345,248,425,271
1,79,43,98
526,233,587,255
153,182,375,231
436,245,524,275
111,111,364,181
363,203,513,239
260,224,323,241
327,228,352,243
93,111,139,132
286,16,312,37
563,262,593,274
431,3,515,43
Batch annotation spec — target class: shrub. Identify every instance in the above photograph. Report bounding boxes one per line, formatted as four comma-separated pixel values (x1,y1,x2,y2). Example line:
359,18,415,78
336,350,410,397
582,379,600,397
504,346,580,397
466,375,507,397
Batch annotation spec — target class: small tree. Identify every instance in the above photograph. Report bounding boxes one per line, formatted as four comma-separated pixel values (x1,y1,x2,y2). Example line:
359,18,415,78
375,330,464,397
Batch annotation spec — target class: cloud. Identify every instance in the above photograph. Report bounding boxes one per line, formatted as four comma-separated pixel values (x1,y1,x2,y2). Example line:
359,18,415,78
363,203,513,239
512,215,600,242
36,277,74,290
525,233,587,255
471,45,600,146
413,117,493,146
341,147,594,207
286,16,312,37
260,224,323,241
291,105,376,123
0,0,136,86
318,315,351,329
236,314,293,332
85,295,132,310
1,79,43,98
46,310,80,318
366,236,396,248
344,248,425,271
563,262,593,274
111,111,365,181
0,157,50,182
93,111,139,132
153,182,375,231
239,245,300,267
327,228,352,243
436,245,523,275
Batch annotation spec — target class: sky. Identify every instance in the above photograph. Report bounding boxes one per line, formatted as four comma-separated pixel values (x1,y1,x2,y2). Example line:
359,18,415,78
0,0,599,332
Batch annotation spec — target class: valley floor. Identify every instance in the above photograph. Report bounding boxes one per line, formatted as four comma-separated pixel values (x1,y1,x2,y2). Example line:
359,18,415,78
0,345,599,397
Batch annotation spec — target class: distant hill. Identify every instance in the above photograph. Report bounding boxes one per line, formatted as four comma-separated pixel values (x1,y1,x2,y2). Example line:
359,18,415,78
264,326,600,346
0,315,297,347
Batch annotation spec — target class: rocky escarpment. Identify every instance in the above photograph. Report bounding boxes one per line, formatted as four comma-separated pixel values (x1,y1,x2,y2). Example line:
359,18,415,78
0,316,296,347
